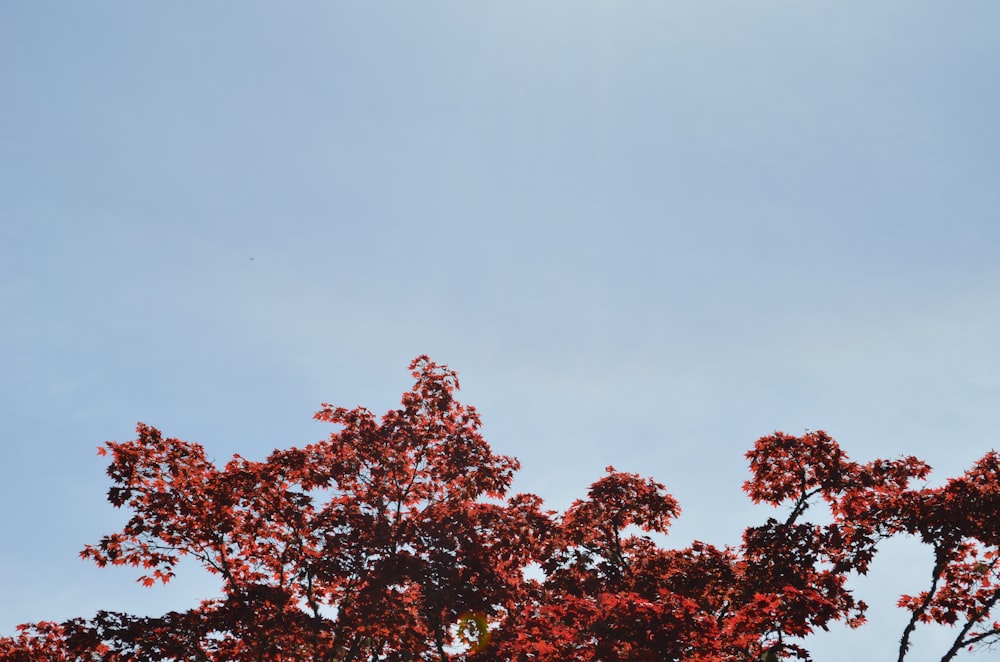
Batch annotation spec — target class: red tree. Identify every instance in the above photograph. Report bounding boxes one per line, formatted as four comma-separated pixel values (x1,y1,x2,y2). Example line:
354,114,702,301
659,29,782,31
1,357,998,661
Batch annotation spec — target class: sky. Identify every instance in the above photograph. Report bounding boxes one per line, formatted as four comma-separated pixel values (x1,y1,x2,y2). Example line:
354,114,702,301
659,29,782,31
1,2,999,659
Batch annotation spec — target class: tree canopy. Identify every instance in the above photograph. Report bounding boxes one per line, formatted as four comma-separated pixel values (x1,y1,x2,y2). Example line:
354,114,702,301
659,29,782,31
2,356,998,661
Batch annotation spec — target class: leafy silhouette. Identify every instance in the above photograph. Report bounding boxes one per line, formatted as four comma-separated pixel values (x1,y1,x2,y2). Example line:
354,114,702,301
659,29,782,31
2,358,998,661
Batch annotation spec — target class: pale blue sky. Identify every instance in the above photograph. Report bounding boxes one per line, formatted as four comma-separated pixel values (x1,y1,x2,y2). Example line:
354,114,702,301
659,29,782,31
2,2,999,660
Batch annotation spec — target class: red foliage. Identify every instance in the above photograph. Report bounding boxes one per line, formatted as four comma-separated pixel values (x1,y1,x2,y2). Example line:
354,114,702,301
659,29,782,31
1,359,998,661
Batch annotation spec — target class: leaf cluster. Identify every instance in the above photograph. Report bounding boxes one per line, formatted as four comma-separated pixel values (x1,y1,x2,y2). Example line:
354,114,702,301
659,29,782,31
2,359,998,662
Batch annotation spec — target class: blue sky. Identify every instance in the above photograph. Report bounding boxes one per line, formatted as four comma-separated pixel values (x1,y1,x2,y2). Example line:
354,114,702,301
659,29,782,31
2,2,999,659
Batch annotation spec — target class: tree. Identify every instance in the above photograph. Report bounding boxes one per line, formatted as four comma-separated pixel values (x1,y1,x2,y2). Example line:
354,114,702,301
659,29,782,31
1,357,998,661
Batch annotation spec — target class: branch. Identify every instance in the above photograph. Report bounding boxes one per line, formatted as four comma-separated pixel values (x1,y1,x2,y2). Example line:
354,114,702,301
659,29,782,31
898,550,946,662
